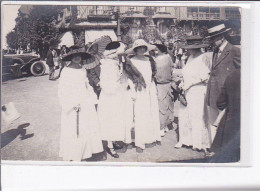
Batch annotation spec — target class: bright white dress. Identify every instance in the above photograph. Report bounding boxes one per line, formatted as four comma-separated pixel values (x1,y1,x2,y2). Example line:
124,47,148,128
58,67,103,161
130,57,161,149
182,53,211,150
98,58,132,143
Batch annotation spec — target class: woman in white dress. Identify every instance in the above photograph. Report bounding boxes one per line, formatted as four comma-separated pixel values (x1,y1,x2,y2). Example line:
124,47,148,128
124,39,161,152
98,41,133,158
153,43,176,137
175,36,211,153
58,46,104,161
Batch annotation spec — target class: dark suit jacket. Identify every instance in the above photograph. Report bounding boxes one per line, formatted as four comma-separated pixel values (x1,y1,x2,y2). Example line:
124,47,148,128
206,42,241,110
46,50,55,67
210,69,241,162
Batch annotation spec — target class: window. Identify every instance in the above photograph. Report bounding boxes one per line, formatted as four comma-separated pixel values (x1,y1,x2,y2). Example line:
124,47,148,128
159,23,167,34
225,7,240,19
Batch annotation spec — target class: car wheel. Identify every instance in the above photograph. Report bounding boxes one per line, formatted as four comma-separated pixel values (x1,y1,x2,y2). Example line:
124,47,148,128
30,61,46,76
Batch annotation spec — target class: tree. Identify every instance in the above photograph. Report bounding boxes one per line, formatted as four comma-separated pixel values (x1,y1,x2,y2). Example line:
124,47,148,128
6,31,17,49
6,5,66,57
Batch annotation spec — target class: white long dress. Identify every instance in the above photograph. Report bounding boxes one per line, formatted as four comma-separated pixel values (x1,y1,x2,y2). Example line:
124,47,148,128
182,53,211,150
98,58,132,143
130,57,161,149
58,67,103,161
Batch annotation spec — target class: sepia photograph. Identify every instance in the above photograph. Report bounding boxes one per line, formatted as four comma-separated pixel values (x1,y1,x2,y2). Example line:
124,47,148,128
1,2,241,164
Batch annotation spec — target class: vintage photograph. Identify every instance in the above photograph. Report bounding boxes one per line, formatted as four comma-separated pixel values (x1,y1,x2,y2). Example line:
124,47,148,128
1,3,241,163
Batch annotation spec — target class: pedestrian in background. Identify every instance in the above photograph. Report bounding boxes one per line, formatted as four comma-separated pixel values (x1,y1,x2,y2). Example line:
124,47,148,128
153,43,176,137
56,45,68,79
46,40,58,80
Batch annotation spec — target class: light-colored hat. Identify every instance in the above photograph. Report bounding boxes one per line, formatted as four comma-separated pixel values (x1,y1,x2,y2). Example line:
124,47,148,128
124,39,156,55
181,36,209,50
103,41,126,58
206,24,231,38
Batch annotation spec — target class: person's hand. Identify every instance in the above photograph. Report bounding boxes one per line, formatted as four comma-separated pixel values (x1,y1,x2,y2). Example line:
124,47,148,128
96,82,100,87
178,81,184,90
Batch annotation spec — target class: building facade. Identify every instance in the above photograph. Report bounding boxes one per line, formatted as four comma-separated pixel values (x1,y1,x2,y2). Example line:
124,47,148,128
57,6,241,45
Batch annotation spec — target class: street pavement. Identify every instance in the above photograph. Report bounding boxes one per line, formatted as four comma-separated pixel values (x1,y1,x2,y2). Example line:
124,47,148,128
1,71,205,162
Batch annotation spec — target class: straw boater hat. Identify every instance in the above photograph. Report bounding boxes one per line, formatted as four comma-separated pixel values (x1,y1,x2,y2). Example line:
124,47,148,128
181,36,209,50
124,39,156,55
206,24,231,38
103,41,126,58
62,45,93,61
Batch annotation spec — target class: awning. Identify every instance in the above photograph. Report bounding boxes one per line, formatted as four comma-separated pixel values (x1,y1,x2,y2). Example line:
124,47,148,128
75,21,117,28
152,14,176,19
85,29,117,44
58,31,74,47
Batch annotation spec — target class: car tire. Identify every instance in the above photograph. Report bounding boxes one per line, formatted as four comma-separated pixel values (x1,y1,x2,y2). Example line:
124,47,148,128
30,61,46,76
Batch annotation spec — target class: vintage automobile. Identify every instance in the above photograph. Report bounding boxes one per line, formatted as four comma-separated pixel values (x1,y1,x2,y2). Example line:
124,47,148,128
2,53,46,78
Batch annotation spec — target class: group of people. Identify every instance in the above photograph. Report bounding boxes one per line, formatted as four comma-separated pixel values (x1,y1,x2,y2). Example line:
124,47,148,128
55,23,241,162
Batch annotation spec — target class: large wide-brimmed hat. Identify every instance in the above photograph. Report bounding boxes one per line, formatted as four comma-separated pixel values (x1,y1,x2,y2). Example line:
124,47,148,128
153,43,168,53
181,36,209,50
62,45,93,61
206,24,231,38
103,41,126,58
124,39,156,55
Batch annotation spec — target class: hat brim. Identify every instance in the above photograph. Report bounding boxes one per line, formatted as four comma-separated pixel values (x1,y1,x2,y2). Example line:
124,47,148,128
206,28,232,39
104,42,126,57
62,52,93,61
181,44,210,49
124,44,156,55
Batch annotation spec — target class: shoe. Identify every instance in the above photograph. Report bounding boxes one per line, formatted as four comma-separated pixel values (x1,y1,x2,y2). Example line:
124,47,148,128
116,144,127,153
205,151,215,158
106,147,119,158
174,142,183,149
127,143,134,149
160,129,165,137
136,147,144,153
192,147,201,152
145,142,156,148
113,141,124,150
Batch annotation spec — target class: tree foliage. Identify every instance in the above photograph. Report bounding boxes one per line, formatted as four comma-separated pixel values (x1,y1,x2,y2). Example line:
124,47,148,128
7,5,66,57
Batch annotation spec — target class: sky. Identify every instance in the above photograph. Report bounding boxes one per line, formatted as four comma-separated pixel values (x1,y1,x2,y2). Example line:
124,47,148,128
2,4,21,49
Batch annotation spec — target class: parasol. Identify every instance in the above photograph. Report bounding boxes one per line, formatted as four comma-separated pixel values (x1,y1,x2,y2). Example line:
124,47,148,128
87,35,112,63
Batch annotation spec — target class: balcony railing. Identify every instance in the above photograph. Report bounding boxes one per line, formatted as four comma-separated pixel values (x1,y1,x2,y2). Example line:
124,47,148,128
225,13,240,19
187,12,220,20
88,9,113,16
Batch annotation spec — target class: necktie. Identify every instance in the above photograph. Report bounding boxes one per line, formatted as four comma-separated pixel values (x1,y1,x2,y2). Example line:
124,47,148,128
213,47,219,66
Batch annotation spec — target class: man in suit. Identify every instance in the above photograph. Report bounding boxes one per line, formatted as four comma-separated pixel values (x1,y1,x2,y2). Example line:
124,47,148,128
205,24,241,144
46,41,58,80
208,55,241,162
